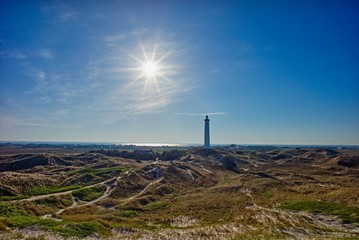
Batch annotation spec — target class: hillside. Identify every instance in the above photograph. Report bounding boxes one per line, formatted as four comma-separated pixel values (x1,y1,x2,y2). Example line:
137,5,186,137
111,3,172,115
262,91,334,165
0,147,358,239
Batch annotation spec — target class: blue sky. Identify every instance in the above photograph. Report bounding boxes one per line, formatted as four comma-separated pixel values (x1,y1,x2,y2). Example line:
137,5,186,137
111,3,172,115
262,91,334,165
0,0,358,145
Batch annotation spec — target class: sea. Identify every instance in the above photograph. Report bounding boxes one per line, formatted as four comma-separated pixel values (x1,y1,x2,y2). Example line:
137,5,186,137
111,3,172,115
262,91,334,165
0,141,358,149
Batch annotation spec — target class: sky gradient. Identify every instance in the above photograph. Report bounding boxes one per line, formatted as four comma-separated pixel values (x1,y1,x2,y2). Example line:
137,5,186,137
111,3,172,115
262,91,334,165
1,0,358,145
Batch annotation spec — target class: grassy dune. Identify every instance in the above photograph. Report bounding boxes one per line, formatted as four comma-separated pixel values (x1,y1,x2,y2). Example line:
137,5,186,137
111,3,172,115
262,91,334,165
1,148,359,239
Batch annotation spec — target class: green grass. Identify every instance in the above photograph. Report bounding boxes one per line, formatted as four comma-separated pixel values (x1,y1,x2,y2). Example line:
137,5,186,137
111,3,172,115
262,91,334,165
0,167,129,202
75,166,129,177
33,194,73,208
118,210,140,218
0,203,41,228
0,203,27,217
0,186,79,201
146,201,168,210
262,190,275,198
72,185,106,201
72,166,130,185
0,203,107,237
280,200,359,224
43,221,107,238
24,185,80,196
0,195,29,201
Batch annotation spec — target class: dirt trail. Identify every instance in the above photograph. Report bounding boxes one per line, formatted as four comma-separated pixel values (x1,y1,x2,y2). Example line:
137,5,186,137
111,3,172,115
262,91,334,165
201,165,213,173
121,177,164,206
56,195,78,214
79,170,131,207
187,169,195,180
12,170,131,203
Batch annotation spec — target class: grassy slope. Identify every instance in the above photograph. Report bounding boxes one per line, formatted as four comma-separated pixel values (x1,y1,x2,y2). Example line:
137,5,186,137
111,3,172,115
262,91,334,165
0,166,129,201
280,200,359,224
72,185,106,201
0,202,107,238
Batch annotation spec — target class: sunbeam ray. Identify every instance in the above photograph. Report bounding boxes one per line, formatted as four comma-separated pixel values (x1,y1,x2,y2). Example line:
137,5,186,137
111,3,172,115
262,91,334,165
124,41,176,98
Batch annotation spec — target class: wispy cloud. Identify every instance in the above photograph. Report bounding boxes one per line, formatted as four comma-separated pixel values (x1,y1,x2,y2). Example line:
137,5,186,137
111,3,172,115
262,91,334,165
0,114,79,128
59,11,76,21
0,115,57,128
103,29,159,47
0,104,57,128
4,28,195,127
25,67,46,81
123,88,182,115
0,103,81,129
175,112,228,116
41,1,77,25
37,49,54,59
0,49,26,59
92,30,194,120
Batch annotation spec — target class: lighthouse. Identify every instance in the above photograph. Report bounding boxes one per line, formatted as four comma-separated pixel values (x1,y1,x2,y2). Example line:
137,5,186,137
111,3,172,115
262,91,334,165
204,115,210,148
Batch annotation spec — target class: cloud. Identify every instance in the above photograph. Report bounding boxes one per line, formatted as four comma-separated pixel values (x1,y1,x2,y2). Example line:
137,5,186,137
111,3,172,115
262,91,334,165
93,30,194,120
0,114,77,128
0,49,26,59
41,1,77,24
0,105,81,129
25,67,46,81
124,90,176,115
0,116,56,128
175,112,228,116
0,106,55,128
104,29,155,43
8,29,195,127
59,11,76,21
38,96,52,103
37,49,54,59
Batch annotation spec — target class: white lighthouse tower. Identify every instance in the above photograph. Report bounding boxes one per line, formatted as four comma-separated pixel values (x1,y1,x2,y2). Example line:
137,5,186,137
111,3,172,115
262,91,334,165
204,115,210,149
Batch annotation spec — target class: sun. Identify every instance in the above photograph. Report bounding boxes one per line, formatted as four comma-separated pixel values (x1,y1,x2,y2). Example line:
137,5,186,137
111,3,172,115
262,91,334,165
124,42,175,95
142,60,158,78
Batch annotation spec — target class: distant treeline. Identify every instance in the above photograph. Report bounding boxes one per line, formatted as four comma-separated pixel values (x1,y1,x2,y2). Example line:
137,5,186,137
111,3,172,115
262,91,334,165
90,149,187,161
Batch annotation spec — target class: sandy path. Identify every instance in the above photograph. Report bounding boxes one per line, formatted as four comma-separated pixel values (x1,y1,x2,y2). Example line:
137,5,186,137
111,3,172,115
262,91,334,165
54,170,132,214
121,177,164,206
12,171,130,203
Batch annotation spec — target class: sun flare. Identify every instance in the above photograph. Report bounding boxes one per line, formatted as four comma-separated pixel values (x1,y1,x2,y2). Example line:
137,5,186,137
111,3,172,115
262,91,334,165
142,61,158,78
125,42,175,95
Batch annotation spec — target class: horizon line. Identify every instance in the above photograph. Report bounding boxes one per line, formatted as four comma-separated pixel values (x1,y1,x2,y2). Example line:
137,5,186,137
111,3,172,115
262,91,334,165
174,112,228,116
1,140,358,147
